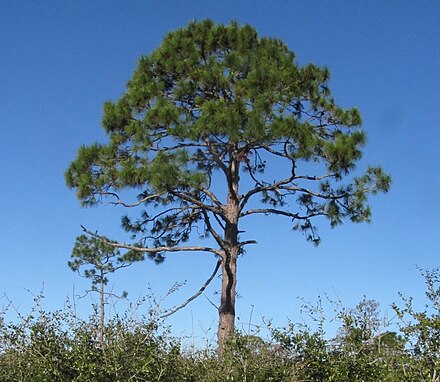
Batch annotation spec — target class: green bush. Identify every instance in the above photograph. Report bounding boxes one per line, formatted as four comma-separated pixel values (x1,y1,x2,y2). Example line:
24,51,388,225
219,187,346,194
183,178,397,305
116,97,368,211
1,269,440,381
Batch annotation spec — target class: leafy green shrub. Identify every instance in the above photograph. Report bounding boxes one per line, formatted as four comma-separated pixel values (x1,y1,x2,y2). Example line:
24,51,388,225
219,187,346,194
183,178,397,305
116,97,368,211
1,269,440,381
0,297,174,382
393,268,440,381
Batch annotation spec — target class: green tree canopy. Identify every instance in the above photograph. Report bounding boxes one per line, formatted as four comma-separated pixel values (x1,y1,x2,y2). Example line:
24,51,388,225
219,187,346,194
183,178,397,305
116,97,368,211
66,19,390,352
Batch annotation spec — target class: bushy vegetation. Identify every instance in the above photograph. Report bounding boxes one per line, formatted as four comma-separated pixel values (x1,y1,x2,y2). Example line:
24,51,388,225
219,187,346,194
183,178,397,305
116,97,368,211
1,269,439,381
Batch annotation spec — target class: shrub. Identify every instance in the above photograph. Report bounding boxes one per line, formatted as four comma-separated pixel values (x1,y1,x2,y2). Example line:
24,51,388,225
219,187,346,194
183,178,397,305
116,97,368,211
1,269,440,381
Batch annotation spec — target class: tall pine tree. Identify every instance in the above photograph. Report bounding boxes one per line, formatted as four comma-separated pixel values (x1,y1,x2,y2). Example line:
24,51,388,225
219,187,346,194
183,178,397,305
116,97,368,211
66,20,390,353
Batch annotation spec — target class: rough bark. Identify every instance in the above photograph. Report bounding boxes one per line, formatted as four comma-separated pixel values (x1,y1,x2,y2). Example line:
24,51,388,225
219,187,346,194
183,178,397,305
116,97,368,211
217,153,240,354
217,247,238,354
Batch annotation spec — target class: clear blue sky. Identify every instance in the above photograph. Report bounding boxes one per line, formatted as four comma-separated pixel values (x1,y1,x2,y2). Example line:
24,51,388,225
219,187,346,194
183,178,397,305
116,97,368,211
1,1,439,342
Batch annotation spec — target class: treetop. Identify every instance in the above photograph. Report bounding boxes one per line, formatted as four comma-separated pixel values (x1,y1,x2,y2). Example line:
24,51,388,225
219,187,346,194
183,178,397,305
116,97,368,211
66,19,390,248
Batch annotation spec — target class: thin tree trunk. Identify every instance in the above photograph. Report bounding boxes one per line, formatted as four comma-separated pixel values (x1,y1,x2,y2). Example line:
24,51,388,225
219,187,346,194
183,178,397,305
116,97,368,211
99,272,105,347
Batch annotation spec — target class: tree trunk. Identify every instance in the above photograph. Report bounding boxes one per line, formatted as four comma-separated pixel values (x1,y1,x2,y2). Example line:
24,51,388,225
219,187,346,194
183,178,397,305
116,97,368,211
99,272,105,347
217,152,240,354
217,246,238,354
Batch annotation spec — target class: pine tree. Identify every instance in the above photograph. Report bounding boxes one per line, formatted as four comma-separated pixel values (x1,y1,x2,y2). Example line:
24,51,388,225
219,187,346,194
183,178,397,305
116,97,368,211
66,20,390,353
68,235,132,346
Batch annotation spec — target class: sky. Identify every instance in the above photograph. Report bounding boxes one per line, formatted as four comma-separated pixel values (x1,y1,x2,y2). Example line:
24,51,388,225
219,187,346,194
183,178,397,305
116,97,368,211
1,1,439,344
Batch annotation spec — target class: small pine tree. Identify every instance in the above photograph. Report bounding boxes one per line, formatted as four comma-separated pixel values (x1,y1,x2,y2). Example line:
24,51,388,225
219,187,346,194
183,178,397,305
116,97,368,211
69,235,133,346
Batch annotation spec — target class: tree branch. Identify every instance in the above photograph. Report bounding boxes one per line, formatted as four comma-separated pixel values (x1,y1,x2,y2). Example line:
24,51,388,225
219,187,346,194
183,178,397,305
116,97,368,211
201,187,224,209
239,208,323,220
279,185,348,200
240,175,296,209
159,142,207,152
160,259,222,318
81,226,222,256
201,210,226,252
238,240,257,248
111,192,165,208
204,137,228,174
168,190,225,218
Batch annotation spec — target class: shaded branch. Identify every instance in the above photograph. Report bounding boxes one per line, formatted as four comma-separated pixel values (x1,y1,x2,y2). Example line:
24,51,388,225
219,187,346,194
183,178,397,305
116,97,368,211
240,175,296,209
259,144,291,158
204,137,228,174
158,142,207,152
168,190,225,218
279,185,349,200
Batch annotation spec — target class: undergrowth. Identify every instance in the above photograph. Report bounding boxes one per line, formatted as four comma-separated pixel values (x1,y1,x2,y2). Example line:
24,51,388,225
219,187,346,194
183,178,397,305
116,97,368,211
1,269,439,381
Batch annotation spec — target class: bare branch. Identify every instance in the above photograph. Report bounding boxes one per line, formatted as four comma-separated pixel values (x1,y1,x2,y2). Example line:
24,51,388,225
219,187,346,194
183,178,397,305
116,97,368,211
201,187,224,209
201,210,226,251
243,158,266,188
238,240,257,247
213,211,226,231
260,144,290,158
111,192,165,208
293,174,336,181
204,294,219,310
160,259,222,318
240,208,299,219
239,208,323,220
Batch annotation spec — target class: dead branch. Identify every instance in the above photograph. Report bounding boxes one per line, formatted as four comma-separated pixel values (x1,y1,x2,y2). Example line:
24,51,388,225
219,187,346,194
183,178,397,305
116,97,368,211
160,259,222,318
